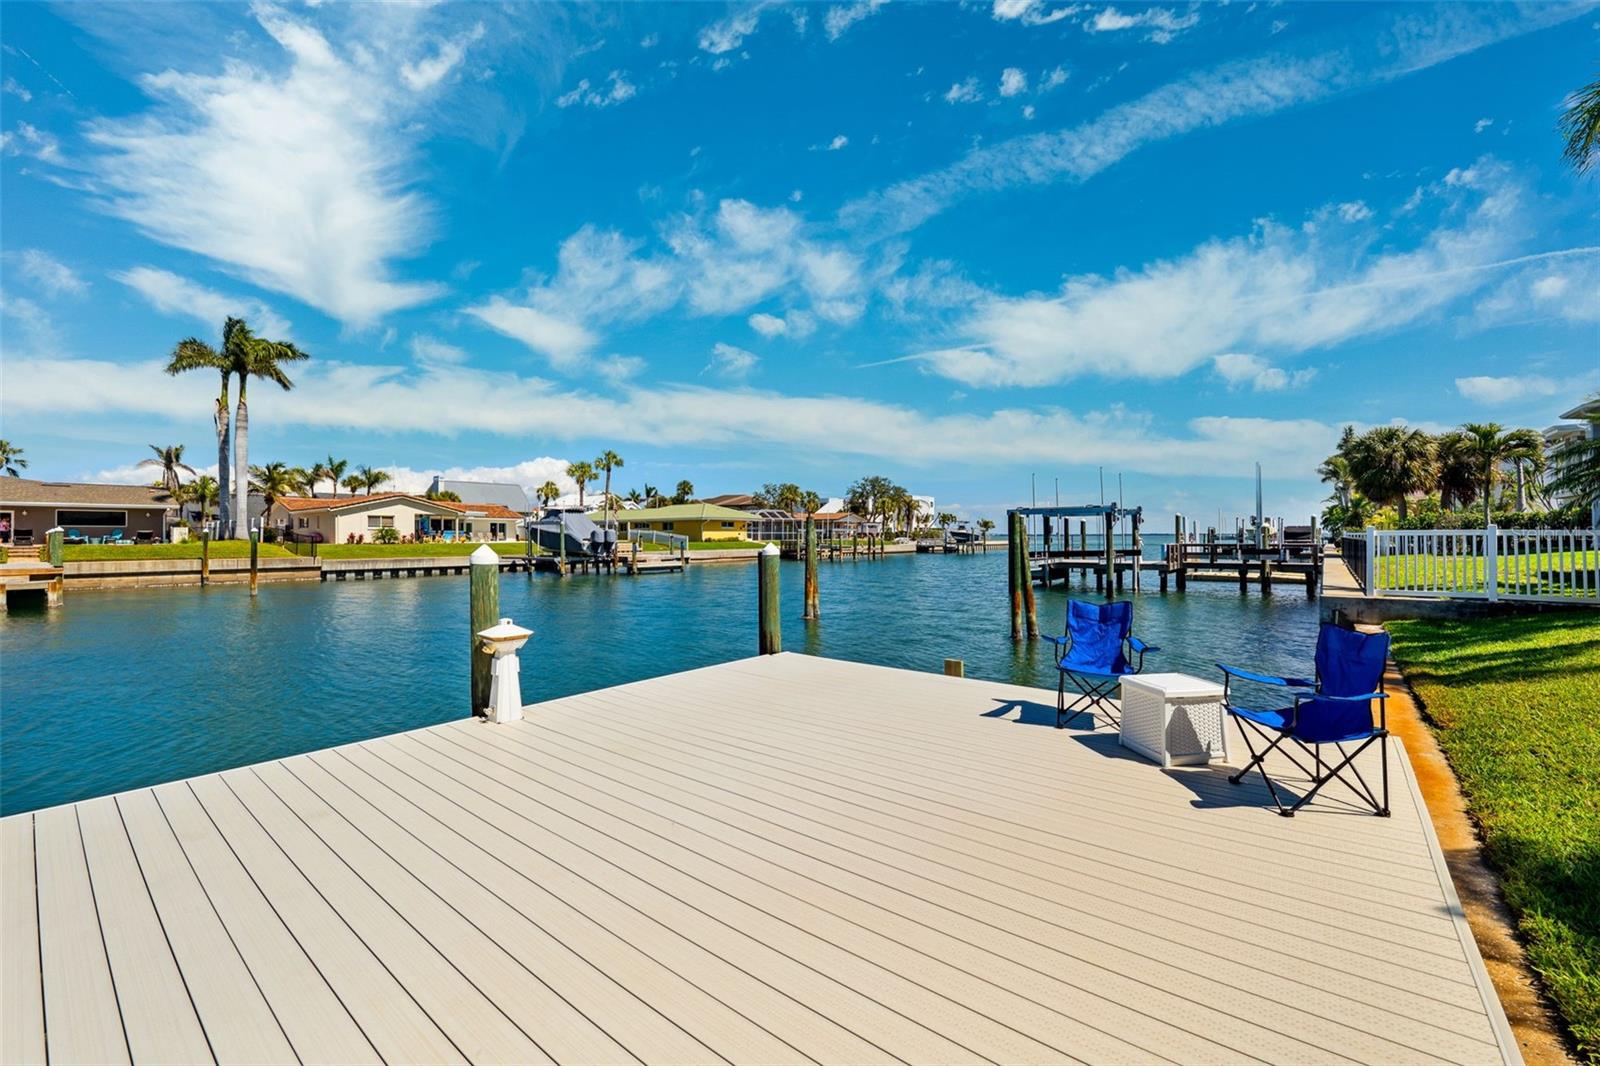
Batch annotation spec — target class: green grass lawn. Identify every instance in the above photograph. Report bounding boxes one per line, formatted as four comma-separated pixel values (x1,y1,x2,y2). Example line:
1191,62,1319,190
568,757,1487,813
316,541,539,559
1389,614,1600,1059
63,541,297,561
1376,550,1598,595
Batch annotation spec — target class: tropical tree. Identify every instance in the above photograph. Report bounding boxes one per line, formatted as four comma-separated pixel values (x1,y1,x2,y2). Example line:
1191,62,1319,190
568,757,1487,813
536,480,561,508
801,490,823,515
936,511,957,530
977,517,996,544
341,473,366,495
1546,408,1600,514
1345,426,1435,522
642,483,665,507
673,479,695,504
230,329,308,538
845,475,899,528
138,444,195,498
288,467,317,496
323,456,348,498
1317,430,1356,509
425,486,461,502
1560,70,1600,173
0,440,26,477
624,487,643,505
185,474,220,524
594,449,624,526
354,466,391,495
1433,431,1480,512
165,321,243,534
566,460,595,508
248,462,300,514
1460,423,1543,525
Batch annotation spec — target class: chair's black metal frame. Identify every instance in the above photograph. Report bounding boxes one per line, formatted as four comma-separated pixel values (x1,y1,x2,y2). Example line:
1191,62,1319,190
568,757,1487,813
1050,635,1154,730
1223,670,1390,818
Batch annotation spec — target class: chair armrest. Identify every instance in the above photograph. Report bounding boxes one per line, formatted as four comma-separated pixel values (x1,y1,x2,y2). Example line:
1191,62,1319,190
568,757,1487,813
1293,690,1388,704
1040,634,1068,646
1218,664,1301,686
1128,636,1159,653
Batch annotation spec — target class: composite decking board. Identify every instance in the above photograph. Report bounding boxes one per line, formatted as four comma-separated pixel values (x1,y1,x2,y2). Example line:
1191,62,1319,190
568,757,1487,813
1,815,46,1066
75,796,214,1064
34,804,131,1064
175,776,465,1065
113,790,299,1065
212,767,553,1065
3,653,1518,1065
454,708,1494,1065
264,755,702,1064
518,688,1491,1024
382,730,995,1065
147,783,382,1065
326,744,857,1066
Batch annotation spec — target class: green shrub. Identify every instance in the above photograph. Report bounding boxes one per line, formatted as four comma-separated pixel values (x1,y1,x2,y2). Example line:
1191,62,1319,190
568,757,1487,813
373,526,400,544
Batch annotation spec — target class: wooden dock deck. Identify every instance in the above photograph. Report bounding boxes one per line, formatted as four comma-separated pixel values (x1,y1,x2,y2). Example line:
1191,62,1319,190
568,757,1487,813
2,654,1516,1064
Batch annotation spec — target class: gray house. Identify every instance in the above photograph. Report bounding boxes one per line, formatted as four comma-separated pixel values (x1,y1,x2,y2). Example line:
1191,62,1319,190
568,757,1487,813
1,478,177,544
428,476,532,514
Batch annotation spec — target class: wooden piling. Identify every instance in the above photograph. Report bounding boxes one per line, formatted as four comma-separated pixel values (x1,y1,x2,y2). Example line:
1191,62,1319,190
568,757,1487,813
200,530,210,586
1021,522,1038,639
943,659,965,678
249,531,259,597
802,515,819,620
1102,513,1117,601
1078,520,1087,554
758,543,781,654
469,546,499,715
1007,512,1023,641
1260,560,1273,594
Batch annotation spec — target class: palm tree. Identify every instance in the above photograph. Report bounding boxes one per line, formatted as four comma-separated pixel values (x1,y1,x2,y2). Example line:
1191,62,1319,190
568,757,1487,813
138,444,196,499
936,511,957,530
249,462,300,515
566,461,595,509
1317,454,1354,509
536,480,561,508
642,483,665,508
594,449,623,527
674,479,695,504
186,474,219,524
1433,431,1480,512
341,473,366,496
1460,423,1543,525
355,466,391,495
624,487,643,506
231,331,308,539
0,440,26,477
165,320,244,534
977,517,996,545
801,490,823,515
1561,71,1600,173
323,456,348,498
1547,409,1600,514
1346,426,1435,522
288,467,316,497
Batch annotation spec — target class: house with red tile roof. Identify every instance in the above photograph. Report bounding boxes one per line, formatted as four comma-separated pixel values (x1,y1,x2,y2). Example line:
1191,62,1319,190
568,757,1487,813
268,493,523,543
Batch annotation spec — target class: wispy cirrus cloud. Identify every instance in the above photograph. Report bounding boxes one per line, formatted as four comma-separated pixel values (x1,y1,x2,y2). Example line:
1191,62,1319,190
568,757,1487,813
824,0,888,41
113,265,291,338
11,250,88,298
82,5,452,327
1085,6,1200,43
1454,375,1562,405
842,3,1590,238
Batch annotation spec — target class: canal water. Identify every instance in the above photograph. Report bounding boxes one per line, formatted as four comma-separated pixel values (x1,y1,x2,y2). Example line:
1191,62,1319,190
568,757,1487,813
0,550,1321,815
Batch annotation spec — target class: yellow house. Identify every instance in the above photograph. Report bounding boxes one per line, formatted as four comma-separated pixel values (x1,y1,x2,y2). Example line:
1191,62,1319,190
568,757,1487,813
596,503,752,542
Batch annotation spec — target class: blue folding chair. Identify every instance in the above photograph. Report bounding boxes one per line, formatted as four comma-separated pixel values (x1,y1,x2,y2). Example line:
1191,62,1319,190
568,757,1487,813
1219,624,1391,818
1043,600,1157,729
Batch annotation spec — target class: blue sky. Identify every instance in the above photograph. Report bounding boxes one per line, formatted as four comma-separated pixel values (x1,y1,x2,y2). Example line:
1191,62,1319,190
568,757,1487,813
2,1,1596,524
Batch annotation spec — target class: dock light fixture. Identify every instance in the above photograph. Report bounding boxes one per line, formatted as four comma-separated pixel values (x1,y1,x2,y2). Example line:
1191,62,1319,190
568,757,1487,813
477,617,533,723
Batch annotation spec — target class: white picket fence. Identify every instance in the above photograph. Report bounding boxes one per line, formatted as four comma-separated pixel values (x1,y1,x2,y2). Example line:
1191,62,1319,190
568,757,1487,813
1344,525,1600,603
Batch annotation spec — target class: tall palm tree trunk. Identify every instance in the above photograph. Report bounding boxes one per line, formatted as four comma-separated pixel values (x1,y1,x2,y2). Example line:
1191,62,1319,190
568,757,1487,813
216,374,231,536
234,383,251,540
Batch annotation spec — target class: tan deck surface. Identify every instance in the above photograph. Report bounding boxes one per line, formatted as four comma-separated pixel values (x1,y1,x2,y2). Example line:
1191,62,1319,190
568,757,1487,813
1,653,1516,1065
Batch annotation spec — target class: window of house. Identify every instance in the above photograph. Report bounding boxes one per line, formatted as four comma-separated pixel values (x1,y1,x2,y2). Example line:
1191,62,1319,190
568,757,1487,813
367,515,396,529
56,510,128,526
297,517,309,528
663,521,675,530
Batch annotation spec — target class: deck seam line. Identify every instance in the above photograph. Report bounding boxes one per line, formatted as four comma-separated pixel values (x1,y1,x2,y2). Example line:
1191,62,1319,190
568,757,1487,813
274,757,660,1066
369,736,927,1066
449,724,1481,1064
32,813,49,1066
110,796,219,1065
532,700,1488,1004
323,742,819,1062
73,805,134,1064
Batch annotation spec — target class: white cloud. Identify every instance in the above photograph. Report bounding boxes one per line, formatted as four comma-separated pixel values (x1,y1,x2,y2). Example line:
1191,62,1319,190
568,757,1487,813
399,22,485,91
842,5,1586,237
409,334,467,365
555,71,637,109
82,6,446,327
1213,352,1316,392
706,342,759,379
1039,66,1069,92
999,68,1028,97
824,0,887,41
1336,201,1373,222
113,266,291,338
640,34,659,48
748,312,788,338
991,0,1080,26
698,3,773,54
1086,6,1200,43
1,353,1346,479
906,163,1542,387
1474,117,1494,134
944,77,982,104
382,458,578,499
1455,375,1561,404
0,293,62,355
1,121,63,164
1474,253,1600,325
465,297,598,371
1022,105,1035,120
3,77,32,102
12,250,88,297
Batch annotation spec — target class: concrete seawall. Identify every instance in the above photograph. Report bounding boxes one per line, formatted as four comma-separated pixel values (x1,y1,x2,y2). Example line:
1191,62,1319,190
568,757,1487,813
64,556,321,590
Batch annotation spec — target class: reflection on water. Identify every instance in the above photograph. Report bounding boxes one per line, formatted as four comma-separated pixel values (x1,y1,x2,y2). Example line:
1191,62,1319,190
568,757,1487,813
1,550,1320,814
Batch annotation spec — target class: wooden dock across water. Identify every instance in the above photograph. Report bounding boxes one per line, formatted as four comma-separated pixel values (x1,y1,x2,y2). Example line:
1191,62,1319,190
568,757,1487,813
2,654,1517,1064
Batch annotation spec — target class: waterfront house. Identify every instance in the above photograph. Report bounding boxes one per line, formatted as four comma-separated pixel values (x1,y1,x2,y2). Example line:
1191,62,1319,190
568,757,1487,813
426,476,532,514
270,493,523,542
0,478,176,544
699,492,762,511
1546,397,1600,525
594,501,752,541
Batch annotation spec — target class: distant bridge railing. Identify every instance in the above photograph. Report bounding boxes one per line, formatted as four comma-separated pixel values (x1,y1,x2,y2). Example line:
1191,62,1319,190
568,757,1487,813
1344,526,1600,603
